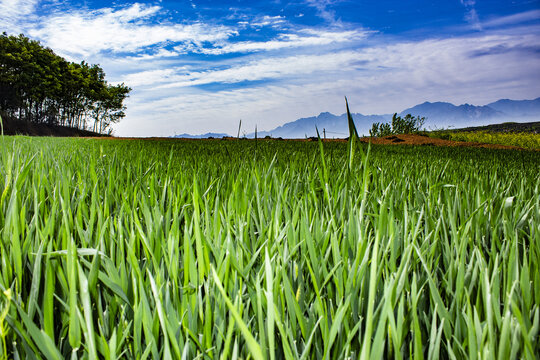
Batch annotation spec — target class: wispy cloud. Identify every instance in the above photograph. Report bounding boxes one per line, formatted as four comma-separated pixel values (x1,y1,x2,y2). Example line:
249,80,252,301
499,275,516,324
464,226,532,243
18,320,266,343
482,9,540,28
304,0,341,24
146,50,363,89
0,0,39,31
116,30,540,136
250,15,287,28
460,0,482,30
28,3,235,58
194,29,367,55
122,68,179,87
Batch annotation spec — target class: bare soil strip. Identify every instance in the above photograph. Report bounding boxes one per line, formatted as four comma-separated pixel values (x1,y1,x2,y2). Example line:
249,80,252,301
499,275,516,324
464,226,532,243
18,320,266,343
357,134,524,150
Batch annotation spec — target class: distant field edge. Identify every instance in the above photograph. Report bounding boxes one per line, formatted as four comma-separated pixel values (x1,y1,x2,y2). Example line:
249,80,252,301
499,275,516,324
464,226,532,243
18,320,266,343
0,113,110,137
442,120,540,133
83,134,538,151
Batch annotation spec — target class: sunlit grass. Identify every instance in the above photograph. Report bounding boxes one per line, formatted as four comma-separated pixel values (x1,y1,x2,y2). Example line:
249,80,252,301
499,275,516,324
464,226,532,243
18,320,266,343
0,135,539,359
429,130,540,150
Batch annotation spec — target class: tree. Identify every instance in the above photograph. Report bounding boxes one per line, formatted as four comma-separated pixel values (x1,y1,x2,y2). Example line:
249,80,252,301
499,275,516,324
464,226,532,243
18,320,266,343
92,83,130,134
370,113,425,137
0,33,130,134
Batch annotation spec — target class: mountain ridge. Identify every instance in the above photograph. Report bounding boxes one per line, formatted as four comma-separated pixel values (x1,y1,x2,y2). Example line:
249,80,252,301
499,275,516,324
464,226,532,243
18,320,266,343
172,97,540,138
173,132,230,139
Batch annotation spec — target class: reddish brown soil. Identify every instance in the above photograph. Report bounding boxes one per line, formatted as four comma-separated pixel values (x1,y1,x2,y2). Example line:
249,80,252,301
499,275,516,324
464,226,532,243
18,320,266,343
358,134,523,150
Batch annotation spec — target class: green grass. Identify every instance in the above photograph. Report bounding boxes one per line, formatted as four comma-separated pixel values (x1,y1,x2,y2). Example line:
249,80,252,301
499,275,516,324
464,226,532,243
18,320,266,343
0,136,539,359
429,130,540,150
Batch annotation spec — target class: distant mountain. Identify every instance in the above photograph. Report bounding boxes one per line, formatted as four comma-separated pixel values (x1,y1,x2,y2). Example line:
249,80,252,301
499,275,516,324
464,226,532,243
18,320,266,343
172,97,540,138
486,97,540,117
401,102,505,128
172,132,230,139
254,97,540,137
253,112,388,139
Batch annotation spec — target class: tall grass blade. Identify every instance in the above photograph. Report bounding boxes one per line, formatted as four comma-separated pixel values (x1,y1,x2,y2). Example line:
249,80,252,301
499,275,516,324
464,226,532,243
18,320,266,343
211,267,264,360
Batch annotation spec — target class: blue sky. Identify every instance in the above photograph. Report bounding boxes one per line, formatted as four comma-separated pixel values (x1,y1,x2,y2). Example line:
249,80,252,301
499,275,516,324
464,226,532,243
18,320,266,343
1,0,539,136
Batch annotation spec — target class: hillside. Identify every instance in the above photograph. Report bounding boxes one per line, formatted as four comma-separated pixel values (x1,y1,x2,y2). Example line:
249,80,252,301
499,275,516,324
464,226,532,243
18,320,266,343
450,121,540,133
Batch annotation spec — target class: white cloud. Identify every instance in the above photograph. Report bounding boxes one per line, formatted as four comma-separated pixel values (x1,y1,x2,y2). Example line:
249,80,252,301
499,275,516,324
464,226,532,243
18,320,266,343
0,0,38,31
144,50,361,89
127,48,180,61
465,8,481,29
114,31,540,136
164,32,539,93
27,3,235,58
251,15,287,28
304,0,340,24
197,29,367,54
460,0,482,30
122,68,179,87
482,10,540,28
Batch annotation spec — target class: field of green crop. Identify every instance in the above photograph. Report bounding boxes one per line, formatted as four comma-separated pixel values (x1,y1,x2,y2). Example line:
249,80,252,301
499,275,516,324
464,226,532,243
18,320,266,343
429,131,540,150
0,136,539,359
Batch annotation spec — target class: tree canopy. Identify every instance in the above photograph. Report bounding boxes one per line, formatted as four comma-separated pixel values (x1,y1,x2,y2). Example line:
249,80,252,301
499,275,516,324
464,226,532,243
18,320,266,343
0,33,130,134
370,113,426,137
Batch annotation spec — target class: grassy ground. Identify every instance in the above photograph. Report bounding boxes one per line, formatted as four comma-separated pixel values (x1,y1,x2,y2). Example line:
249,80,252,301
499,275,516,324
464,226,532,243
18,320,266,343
428,130,540,150
428,128,540,150
0,137,539,359
440,121,540,134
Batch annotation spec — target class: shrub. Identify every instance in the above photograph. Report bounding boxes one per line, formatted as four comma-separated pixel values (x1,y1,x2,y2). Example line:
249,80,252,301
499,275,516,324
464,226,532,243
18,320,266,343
370,113,425,137
370,122,392,137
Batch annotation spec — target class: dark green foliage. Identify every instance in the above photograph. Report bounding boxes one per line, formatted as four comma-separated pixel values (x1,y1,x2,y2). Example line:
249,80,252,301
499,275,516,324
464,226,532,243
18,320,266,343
446,121,540,134
0,33,130,134
345,96,359,138
370,113,425,137
371,122,392,137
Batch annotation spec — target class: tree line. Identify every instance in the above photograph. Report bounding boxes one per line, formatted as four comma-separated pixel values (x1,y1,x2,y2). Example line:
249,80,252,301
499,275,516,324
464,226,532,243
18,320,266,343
0,33,130,134
370,113,426,137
